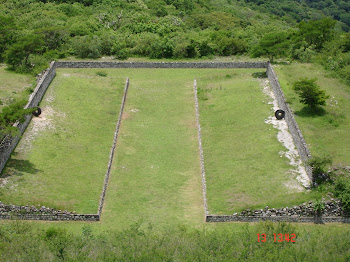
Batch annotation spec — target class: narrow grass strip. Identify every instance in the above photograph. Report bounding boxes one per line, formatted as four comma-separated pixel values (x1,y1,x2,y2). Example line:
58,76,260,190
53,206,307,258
98,78,129,216
193,79,208,216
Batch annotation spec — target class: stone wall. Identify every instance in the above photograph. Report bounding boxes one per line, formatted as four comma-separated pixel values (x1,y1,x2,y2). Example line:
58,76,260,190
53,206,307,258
98,78,129,217
0,202,99,221
206,215,350,223
55,61,267,69
193,80,209,216
266,62,313,180
206,199,349,223
0,61,56,174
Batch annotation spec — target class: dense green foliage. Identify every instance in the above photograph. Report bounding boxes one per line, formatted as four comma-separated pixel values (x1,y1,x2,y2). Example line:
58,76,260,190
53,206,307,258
0,0,349,81
0,221,349,261
244,0,350,31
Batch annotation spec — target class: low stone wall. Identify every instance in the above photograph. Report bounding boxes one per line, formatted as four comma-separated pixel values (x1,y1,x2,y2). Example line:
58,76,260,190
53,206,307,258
206,215,350,223
0,202,99,221
206,199,349,223
98,78,129,217
0,61,56,174
55,61,267,69
193,80,209,216
266,62,313,180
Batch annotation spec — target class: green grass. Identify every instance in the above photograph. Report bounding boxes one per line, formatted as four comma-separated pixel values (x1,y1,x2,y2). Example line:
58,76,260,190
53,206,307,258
0,66,35,110
0,68,124,213
274,63,350,166
197,69,321,214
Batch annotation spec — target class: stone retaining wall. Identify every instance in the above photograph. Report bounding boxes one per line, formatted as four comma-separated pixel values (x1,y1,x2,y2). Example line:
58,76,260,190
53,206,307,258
206,215,350,223
55,61,267,69
206,199,349,223
0,61,56,174
0,202,99,221
266,62,313,180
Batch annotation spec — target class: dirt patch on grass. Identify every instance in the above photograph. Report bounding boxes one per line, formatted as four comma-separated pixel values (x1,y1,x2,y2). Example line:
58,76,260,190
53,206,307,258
17,92,66,154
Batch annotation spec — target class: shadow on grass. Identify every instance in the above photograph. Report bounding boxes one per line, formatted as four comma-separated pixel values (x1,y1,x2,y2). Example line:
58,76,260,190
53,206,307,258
271,61,291,65
252,72,267,78
294,106,326,117
1,154,40,178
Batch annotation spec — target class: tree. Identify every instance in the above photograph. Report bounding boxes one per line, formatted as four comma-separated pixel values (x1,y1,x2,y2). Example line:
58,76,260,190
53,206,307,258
5,34,44,70
0,100,35,141
293,78,329,109
0,16,17,62
251,31,290,62
298,18,336,51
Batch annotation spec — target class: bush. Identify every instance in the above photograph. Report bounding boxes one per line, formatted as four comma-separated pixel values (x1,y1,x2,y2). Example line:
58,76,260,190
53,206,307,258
308,156,332,186
71,35,101,59
96,71,107,77
293,78,329,110
334,177,350,210
27,54,49,76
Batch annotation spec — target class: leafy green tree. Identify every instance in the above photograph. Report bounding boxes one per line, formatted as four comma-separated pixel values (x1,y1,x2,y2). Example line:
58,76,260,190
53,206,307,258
0,100,34,140
298,18,336,50
35,27,68,51
5,34,44,70
0,16,17,62
251,31,290,62
293,78,329,109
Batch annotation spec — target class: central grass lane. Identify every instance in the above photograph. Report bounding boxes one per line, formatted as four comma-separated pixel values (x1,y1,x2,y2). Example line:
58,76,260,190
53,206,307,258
103,69,210,227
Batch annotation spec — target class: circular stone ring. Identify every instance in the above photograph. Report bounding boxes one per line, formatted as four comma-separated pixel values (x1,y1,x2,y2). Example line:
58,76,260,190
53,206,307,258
32,107,42,117
275,109,285,120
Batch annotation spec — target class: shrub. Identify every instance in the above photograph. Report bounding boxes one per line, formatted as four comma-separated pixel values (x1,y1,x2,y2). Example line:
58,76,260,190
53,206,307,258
334,177,350,210
308,156,332,186
71,35,101,59
293,78,329,110
112,41,129,60
96,71,107,77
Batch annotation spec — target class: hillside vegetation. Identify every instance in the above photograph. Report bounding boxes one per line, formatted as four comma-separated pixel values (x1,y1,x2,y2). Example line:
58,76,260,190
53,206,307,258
0,0,349,84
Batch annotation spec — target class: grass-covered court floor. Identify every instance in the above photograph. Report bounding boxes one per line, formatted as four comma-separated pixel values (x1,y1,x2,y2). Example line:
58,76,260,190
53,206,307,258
1,67,321,223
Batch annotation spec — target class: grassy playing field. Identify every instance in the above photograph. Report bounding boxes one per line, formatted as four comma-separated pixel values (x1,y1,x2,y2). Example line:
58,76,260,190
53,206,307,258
1,67,322,220
274,63,350,166
0,68,124,213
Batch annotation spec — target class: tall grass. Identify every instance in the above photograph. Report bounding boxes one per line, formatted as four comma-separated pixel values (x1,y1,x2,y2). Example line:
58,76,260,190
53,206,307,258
0,221,349,261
